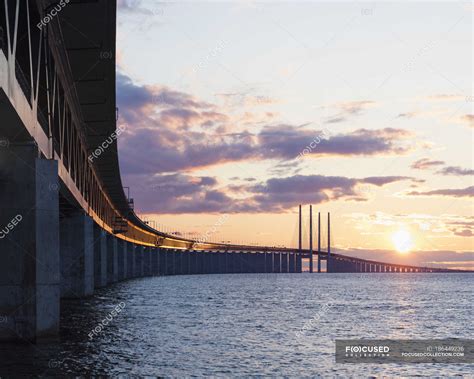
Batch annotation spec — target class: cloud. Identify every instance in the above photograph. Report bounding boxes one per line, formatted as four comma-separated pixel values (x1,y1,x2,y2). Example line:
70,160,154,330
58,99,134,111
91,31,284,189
453,229,473,237
117,0,144,13
362,176,413,186
446,219,474,238
115,72,422,215
428,94,464,101
129,173,413,214
126,173,231,214
116,72,415,174
407,186,474,198
117,0,166,16
246,174,412,212
216,92,278,108
411,158,472,177
320,100,376,124
397,112,417,119
116,72,215,126
245,174,412,212
334,100,376,115
325,117,346,124
437,166,474,176
411,158,445,170
260,126,414,160
460,114,474,128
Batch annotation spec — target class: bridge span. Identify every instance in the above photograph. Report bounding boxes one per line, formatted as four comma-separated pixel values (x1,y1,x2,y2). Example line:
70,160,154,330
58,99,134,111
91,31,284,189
0,1,469,343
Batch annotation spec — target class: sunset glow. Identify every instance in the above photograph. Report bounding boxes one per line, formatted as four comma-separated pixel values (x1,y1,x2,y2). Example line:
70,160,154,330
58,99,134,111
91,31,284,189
391,230,414,254
116,1,473,270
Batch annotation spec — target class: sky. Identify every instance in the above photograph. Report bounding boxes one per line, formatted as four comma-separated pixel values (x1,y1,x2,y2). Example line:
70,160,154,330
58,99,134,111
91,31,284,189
115,0,473,269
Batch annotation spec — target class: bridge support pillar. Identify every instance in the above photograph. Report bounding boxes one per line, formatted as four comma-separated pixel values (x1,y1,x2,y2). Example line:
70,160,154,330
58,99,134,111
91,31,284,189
248,253,255,273
60,211,94,298
281,253,289,273
199,251,205,274
296,254,302,273
225,252,233,273
233,253,240,273
117,239,125,281
173,249,180,275
142,247,149,276
163,249,172,275
151,247,159,275
148,247,154,275
135,246,144,277
106,234,118,284
202,251,209,274
208,251,214,274
228,252,233,273
185,250,191,275
93,225,107,288
211,252,217,274
188,251,196,275
274,253,282,273
239,253,248,273
0,151,59,341
180,250,186,275
126,243,134,278
174,250,182,275
289,253,295,273
143,247,152,276
158,248,166,275
122,240,128,280
263,253,270,273
237,252,243,273
260,253,265,273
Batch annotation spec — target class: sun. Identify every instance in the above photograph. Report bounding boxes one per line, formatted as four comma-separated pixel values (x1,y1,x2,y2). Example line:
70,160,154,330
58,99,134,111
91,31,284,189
391,229,413,254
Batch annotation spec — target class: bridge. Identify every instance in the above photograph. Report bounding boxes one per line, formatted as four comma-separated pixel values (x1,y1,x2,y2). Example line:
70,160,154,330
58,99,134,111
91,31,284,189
0,1,469,343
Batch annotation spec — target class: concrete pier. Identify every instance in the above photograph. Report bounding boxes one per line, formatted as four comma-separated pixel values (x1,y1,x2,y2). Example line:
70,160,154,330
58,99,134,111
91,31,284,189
174,250,182,275
151,247,159,275
126,243,134,278
93,226,107,288
106,234,118,284
158,248,166,275
183,250,190,275
281,253,289,273
0,148,60,341
60,211,94,298
196,251,205,274
135,246,144,277
190,251,198,275
219,252,225,273
117,240,126,281
143,247,152,276
289,253,296,273
164,249,171,275
264,252,271,273
296,254,302,273
273,253,281,273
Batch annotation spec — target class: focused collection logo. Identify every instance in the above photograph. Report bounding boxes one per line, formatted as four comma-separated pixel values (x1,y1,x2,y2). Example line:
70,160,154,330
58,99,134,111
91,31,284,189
336,339,472,364
345,345,390,357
